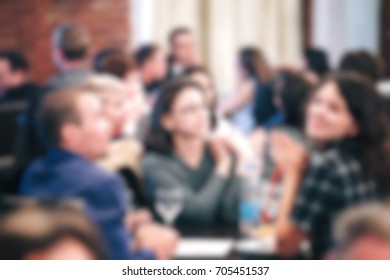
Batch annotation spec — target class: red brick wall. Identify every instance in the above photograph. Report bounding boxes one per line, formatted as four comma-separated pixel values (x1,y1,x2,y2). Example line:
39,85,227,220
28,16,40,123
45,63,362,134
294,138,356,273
0,0,131,83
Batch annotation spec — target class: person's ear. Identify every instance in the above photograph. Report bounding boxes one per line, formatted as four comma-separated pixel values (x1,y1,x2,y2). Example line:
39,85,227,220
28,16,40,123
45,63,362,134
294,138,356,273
161,114,174,132
60,123,78,146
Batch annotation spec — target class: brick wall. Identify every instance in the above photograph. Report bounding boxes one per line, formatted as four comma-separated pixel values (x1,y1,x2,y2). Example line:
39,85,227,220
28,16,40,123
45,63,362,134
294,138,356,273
0,0,131,83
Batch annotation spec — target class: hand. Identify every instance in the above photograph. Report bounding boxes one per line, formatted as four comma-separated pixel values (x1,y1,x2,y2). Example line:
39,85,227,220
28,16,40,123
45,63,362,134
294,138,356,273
133,223,179,260
209,136,232,177
125,209,153,232
270,131,308,176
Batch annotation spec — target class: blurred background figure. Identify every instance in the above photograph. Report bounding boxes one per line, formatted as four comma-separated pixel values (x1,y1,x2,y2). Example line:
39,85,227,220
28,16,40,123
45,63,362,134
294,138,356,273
333,203,390,260
47,24,91,92
0,51,40,104
303,48,330,83
135,44,168,97
0,199,107,260
339,50,380,83
167,27,199,79
221,47,274,134
94,48,133,80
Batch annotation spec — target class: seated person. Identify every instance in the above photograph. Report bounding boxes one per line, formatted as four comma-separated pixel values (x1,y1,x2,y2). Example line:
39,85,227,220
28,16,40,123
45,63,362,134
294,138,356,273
220,47,274,133
142,79,245,226
182,66,254,161
331,203,390,259
93,49,150,136
255,71,313,164
339,50,380,83
167,27,199,79
303,48,330,81
0,50,41,104
15,24,93,166
270,73,388,259
94,48,132,79
182,66,217,111
135,44,168,97
0,201,107,260
46,24,92,92
19,88,178,259
84,74,146,205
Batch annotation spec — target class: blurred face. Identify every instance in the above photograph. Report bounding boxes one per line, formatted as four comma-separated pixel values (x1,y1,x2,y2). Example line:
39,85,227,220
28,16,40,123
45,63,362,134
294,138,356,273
26,237,95,260
124,71,144,98
0,59,25,92
61,93,112,160
305,82,358,143
102,92,127,136
172,33,197,66
189,72,215,108
148,49,168,80
162,87,210,139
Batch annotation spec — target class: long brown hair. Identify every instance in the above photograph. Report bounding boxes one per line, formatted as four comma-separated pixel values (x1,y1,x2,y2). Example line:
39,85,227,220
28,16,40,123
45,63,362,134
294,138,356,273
239,47,273,83
144,78,203,154
326,72,390,195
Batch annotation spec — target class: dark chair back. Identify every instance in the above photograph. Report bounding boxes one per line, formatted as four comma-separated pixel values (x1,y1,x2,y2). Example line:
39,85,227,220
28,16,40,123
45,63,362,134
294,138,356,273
0,101,28,158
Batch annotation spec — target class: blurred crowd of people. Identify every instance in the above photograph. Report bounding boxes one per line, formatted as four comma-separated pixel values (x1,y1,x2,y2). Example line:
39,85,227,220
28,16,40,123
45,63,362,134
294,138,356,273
1,23,390,260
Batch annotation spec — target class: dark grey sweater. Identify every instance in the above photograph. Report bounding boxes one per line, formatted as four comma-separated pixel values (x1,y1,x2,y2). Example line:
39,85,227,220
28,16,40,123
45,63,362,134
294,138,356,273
142,151,242,226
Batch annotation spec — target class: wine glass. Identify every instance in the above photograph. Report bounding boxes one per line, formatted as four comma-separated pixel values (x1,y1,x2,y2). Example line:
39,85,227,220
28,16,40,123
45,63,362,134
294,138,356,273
154,187,184,226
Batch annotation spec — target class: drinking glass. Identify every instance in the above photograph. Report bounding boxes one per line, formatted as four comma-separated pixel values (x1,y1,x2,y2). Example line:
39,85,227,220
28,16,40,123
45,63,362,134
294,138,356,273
154,187,184,226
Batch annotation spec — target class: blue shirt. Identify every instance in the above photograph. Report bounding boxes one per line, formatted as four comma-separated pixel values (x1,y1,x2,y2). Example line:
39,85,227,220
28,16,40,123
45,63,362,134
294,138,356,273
19,148,154,260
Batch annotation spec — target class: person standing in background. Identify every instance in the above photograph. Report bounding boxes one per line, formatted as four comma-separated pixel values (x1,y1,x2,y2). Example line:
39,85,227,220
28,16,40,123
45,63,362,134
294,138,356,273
167,27,199,80
93,48,150,137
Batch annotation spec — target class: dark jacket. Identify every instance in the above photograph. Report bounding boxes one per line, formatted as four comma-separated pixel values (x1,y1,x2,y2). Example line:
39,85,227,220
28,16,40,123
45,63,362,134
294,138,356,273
0,83,41,104
19,148,154,260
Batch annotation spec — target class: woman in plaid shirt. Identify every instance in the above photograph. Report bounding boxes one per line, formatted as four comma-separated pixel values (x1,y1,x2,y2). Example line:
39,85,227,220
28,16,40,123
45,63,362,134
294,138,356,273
271,72,390,259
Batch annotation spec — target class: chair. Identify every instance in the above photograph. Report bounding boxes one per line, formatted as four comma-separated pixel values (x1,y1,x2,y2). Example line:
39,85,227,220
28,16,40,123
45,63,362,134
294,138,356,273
0,101,28,194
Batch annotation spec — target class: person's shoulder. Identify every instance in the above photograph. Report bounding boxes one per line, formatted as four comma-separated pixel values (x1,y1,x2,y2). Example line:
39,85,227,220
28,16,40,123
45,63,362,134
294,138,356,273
75,158,121,185
310,147,361,177
143,151,171,163
22,156,45,177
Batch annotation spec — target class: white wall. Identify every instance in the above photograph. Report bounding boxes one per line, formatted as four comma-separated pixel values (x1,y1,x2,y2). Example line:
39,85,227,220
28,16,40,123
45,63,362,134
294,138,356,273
312,0,381,68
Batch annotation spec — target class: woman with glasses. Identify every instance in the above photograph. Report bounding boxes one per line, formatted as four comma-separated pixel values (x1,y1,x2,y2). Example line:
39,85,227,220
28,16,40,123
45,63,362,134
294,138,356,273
142,79,244,226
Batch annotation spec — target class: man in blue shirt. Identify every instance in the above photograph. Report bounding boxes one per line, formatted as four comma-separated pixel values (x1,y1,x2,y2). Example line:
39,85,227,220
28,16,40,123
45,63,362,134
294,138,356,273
19,87,177,259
